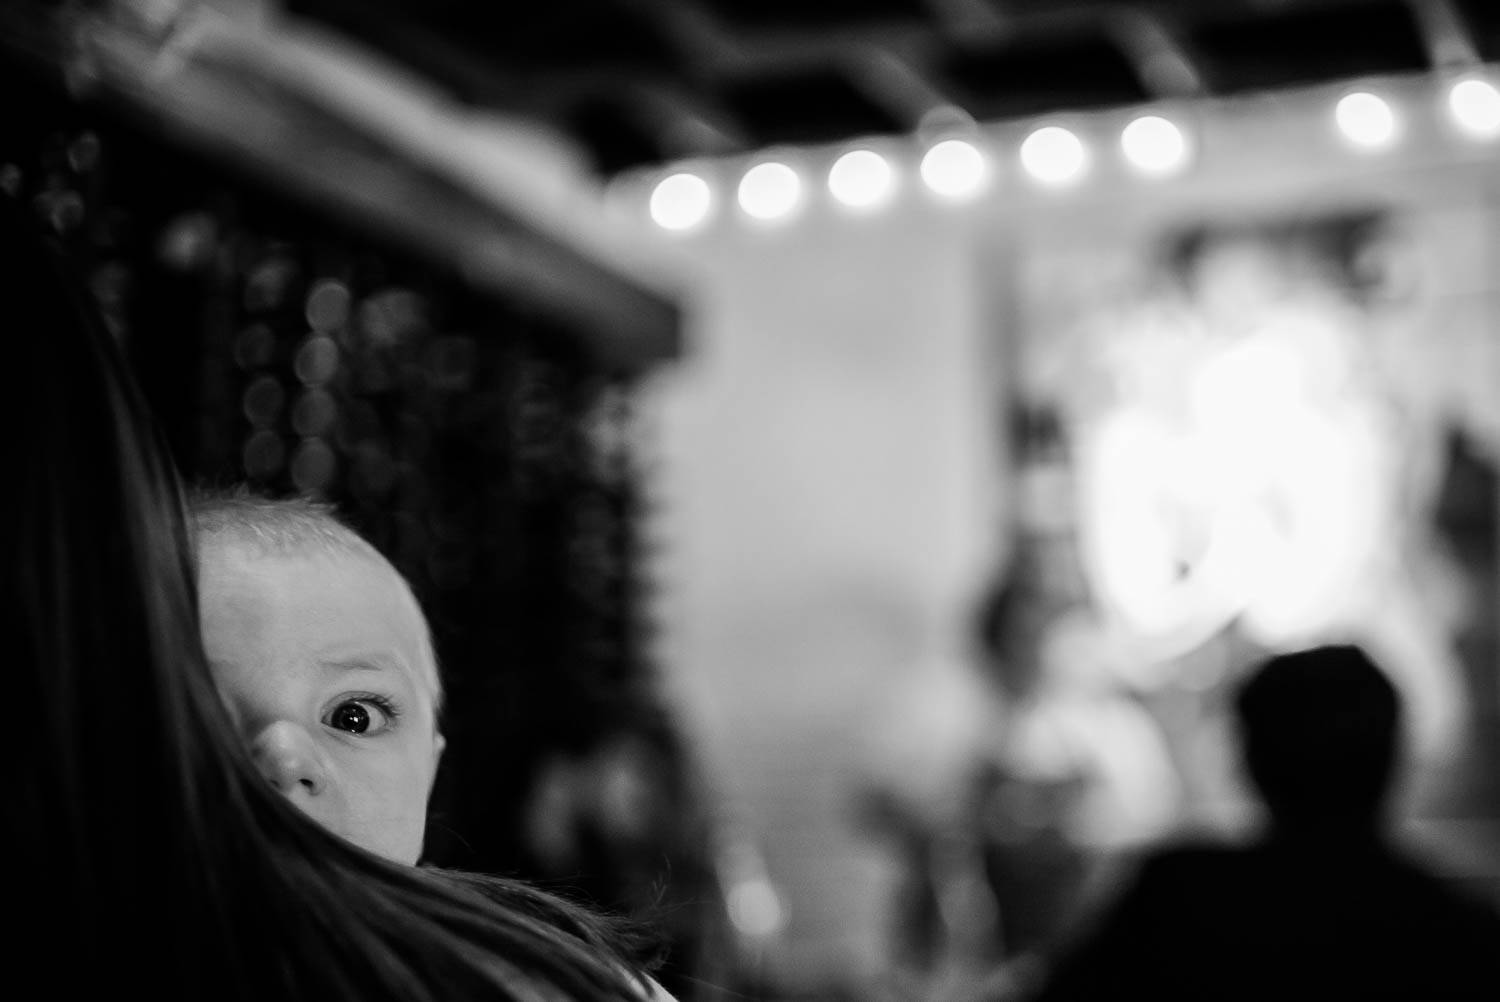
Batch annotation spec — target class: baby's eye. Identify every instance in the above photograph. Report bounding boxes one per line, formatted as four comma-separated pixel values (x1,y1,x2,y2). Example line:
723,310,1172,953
323,697,396,735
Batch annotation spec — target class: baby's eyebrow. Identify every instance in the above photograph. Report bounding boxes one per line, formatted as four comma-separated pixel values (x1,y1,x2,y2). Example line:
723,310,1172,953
317,656,402,677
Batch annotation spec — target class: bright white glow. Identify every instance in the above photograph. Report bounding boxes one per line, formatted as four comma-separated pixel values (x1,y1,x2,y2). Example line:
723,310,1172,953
727,878,786,938
737,161,802,221
1020,126,1088,185
1335,92,1398,149
919,139,987,199
1191,341,1305,453
649,172,712,231
1448,78,1500,138
827,149,895,209
1120,115,1189,175
1083,414,1210,639
1086,325,1387,657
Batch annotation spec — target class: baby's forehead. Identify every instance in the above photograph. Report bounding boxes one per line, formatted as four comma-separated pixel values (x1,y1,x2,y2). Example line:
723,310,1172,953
202,538,398,601
199,527,381,571
200,540,442,702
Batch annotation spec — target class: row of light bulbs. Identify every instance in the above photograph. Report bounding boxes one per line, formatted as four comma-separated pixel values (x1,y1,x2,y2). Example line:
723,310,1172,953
644,75,1500,232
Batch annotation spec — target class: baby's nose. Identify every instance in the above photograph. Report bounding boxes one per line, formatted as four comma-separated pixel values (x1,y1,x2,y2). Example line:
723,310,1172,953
248,720,327,799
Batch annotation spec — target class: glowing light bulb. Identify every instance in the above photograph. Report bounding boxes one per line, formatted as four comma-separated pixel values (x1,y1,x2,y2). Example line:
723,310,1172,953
1448,78,1500,139
649,172,712,231
919,139,987,199
727,878,785,938
828,149,895,210
1335,92,1397,149
737,162,802,222
1020,126,1088,186
1121,115,1189,175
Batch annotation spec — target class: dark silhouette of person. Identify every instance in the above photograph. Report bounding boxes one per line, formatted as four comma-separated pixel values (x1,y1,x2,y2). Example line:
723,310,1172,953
1026,644,1500,1002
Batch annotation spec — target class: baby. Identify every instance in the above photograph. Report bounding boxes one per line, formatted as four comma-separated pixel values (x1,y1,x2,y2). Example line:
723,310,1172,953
192,493,444,864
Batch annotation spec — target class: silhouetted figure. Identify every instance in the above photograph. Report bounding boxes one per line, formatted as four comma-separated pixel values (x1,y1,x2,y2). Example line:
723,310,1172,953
1027,644,1500,1002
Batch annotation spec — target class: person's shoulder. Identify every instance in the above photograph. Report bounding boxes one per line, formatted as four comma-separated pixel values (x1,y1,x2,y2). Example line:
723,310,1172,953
1112,835,1272,908
1385,841,1500,913
1393,863,1500,938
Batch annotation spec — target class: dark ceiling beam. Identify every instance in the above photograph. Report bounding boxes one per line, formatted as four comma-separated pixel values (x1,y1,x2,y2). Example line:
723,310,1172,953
920,0,1010,37
848,45,967,131
630,0,756,77
271,0,1488,175
654,1,950,146
1408,0,1483,67
1101,6,1207,99
665,0,934,74
1173,0,1432,96
631,81,752,156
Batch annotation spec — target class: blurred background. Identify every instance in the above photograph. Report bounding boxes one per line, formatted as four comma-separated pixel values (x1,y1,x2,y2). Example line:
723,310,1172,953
4,0,1499,999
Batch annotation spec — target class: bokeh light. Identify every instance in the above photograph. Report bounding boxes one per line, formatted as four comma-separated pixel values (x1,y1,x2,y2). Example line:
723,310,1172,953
242,430,285,480
241,375,286,428
649,172,713,231
305,278,351,332
244,256,298,312
290,437,338,492
1120,115,1190,175
727,876,786,938
827,149,895,210
1335,92,1398,149
1020,126,1088,186
1448,77,1500,139
291,388,340,438
919,139,987,199
293,334,340,386
158,211,218,272
737,161,803,222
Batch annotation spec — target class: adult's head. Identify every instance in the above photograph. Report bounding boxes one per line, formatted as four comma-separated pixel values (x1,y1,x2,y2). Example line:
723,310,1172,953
193,492,444,863
1234,643,1402,832
4,181,212,989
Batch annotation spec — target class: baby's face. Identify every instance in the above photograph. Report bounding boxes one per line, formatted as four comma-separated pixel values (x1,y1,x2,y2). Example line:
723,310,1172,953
198,545,443,864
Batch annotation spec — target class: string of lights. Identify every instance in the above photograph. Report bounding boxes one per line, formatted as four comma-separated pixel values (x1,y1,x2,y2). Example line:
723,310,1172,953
631,69,1500,233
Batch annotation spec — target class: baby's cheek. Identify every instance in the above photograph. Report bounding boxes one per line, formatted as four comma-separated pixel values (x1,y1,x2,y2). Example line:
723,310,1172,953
335,772,420,859
408,726,444,784
384,740,441,813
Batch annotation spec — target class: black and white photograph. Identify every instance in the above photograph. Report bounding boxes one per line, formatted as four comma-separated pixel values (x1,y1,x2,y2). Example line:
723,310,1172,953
5,2,1499,1000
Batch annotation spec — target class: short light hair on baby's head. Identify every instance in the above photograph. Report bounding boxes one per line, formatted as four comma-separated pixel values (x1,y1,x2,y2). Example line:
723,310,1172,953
189,489,443,708
191,491,382,560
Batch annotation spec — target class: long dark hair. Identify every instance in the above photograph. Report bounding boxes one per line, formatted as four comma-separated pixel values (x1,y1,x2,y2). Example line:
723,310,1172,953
2,195,656,1000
